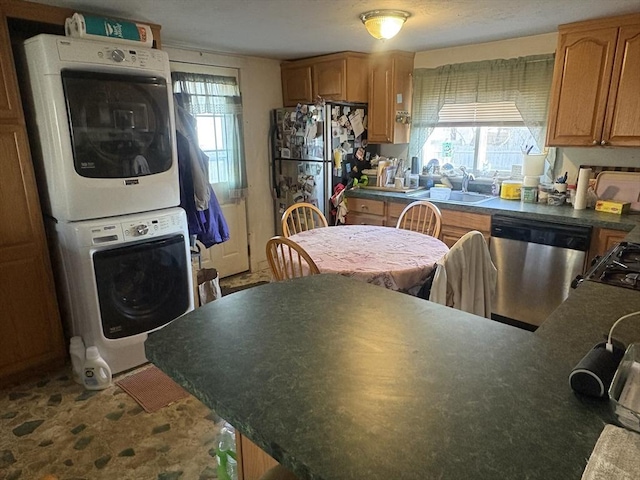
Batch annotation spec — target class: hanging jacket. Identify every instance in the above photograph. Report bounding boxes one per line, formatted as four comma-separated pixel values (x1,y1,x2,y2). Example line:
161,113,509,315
174,101,210,211
176,129,230,247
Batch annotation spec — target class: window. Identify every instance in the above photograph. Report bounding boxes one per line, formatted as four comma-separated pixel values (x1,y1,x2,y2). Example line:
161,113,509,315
172,69,247,198
409,54,556,179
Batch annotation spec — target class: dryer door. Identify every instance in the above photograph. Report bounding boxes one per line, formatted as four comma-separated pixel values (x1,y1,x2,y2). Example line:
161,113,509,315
62,70,173,179
93,234,189,339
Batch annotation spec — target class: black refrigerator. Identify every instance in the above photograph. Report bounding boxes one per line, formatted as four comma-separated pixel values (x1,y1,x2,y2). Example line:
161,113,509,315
270,101,375,234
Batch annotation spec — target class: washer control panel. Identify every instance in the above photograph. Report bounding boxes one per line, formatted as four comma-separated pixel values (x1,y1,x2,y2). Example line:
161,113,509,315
87,211,184,245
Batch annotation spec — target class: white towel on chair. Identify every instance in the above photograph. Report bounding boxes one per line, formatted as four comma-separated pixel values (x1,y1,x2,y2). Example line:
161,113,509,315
429,231,496,318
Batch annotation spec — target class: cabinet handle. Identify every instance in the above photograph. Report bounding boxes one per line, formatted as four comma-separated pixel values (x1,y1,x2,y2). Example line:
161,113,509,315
360,205,368,211
600,140,607,146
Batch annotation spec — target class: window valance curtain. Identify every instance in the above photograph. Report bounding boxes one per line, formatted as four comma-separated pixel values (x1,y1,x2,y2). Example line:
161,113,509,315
172,71,247,198
409,54,556,180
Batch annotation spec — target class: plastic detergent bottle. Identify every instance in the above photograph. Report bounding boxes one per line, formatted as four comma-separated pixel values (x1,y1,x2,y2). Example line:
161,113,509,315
83,346,112,390
69,336,85,384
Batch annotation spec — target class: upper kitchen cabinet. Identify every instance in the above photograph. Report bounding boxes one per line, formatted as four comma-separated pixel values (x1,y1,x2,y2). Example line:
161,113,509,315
546,14,640,147
281,52,369,106
368,51,414,144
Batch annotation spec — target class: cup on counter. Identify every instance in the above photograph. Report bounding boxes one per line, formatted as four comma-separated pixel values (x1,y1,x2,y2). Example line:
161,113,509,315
554,182,567,193
394,177,405,189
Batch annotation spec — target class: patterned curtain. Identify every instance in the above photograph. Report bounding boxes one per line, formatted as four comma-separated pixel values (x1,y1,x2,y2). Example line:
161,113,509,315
409,54,557,181
172,72,248,198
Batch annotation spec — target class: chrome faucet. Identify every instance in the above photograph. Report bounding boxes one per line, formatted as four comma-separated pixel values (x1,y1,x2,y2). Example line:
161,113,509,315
460,166,475,193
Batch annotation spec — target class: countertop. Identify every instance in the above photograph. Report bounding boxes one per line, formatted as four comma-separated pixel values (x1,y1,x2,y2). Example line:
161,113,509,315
346,188,640,242
146,274,640,480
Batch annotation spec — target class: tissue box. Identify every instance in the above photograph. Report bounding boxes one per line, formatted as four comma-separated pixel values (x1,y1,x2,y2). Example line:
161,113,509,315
595,200,631,215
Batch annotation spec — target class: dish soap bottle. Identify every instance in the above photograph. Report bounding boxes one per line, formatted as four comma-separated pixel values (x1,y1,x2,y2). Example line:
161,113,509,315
69,336,85,384
83,346,112,390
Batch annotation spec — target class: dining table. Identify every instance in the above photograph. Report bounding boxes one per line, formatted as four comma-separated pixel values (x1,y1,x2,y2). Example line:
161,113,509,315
288,224,449,293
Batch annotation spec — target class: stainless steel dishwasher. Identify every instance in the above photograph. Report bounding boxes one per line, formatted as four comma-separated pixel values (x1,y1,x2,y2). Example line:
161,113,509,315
489,215,591,328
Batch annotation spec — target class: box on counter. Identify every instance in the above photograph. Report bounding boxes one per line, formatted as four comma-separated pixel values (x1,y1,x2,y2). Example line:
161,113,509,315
595,200,631,215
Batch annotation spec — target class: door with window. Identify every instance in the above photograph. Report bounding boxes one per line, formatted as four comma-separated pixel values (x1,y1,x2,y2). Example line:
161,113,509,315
171,64,249,277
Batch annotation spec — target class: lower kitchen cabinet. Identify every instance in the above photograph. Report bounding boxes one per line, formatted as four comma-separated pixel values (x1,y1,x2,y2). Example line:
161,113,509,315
440,210,491,247
237,432,278,480
345,197,386,225
345,197,491,247
587,227,628,266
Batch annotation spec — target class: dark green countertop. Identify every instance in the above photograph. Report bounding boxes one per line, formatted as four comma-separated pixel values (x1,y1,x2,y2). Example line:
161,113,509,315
346,188,640,242
145,275,640,480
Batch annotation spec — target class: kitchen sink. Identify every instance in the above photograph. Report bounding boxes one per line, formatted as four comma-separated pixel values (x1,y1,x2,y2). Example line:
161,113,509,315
407,190,495,204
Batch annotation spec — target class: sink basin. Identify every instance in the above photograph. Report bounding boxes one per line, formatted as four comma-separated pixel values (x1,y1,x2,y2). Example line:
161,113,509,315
407,190,495,204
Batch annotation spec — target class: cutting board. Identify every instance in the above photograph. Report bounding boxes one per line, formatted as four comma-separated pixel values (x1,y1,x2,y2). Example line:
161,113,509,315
595,171,640,212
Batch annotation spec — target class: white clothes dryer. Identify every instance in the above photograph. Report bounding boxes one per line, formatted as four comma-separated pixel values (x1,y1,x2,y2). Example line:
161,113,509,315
22,34,179,222
50,207,193,374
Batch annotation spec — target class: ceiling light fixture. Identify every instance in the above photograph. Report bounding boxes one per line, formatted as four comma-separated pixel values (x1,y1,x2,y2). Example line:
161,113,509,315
360,10,410,40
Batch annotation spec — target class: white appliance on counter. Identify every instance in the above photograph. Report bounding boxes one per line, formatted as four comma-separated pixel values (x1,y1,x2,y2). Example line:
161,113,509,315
49,207,194,374
22,34,179,222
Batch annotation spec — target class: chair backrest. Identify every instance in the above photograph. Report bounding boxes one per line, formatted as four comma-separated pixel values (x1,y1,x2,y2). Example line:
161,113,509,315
281,203,328,237
266,236,320,281
396,200,442,238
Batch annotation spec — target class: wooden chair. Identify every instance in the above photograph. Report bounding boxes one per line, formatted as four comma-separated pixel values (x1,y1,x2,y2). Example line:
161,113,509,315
281,202,328,237
396,200,442,238
266,236,320,281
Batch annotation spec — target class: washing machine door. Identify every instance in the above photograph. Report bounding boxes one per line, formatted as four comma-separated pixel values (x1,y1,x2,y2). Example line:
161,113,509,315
93,234,189,339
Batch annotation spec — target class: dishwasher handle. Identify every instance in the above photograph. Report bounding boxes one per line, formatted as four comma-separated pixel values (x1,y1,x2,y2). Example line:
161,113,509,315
491,215,591,251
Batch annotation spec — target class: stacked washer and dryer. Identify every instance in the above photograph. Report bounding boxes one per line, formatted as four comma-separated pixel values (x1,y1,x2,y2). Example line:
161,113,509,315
22,34,194,374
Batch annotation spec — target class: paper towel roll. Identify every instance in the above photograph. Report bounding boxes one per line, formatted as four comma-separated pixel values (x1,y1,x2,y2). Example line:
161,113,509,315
574,168,591,210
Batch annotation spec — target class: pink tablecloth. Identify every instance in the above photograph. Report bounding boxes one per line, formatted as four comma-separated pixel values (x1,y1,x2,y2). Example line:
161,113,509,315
289,225,450,293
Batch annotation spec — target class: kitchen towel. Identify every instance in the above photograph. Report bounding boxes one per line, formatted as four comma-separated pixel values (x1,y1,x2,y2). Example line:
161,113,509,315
574,167,591,210
581,424,640,479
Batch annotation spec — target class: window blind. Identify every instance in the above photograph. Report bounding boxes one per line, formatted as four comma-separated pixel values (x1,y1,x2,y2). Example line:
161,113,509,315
437,101,524,125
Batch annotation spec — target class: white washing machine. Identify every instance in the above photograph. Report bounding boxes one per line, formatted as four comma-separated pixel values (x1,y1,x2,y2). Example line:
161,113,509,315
22,34,179,222
50,207,194,374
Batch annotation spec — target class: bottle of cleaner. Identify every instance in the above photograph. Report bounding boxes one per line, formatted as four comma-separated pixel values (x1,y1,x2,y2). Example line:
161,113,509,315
69,336,85,384
83,346,112,390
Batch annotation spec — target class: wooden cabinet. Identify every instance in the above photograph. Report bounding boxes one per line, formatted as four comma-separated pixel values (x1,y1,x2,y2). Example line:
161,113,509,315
345,198,491,247
368,51,414,144
281,63,313,106
237,432,278,480
440,210,491,248
345,197,386,225
281,52,369,106
0,11,65,385
587,227,628,266
547,14,640,147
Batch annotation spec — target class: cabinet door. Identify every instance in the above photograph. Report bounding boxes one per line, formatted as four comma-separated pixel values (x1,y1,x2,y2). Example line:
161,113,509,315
0,13,21,120
313,58,346,101
0,124,65,382
587,227,627,266
345,198,385,225
281,64,313,106
440,210,491,248
546,28,618,146
368,56,393,143
602,25,640,146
